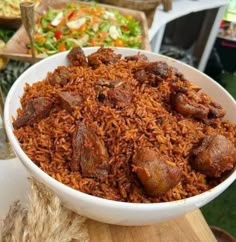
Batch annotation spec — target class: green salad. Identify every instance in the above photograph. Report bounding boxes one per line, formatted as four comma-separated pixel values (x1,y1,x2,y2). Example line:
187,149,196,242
29,2,143,56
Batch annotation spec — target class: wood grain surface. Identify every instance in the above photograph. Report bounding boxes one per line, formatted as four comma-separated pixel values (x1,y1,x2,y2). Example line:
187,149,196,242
85,209,216,242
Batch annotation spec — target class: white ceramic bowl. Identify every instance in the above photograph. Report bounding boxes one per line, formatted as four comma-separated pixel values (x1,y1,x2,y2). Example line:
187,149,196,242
4,47,236,225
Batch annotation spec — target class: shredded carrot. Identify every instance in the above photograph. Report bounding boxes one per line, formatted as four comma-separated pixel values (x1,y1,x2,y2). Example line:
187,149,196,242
115,39,125,47
34,35,46,42
58,42,67,52
78,23,87,32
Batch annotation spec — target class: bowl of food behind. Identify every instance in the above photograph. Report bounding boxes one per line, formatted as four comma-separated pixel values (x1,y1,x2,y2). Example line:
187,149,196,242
4,47,236,226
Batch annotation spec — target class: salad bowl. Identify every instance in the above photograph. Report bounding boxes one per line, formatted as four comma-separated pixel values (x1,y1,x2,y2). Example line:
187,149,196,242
0,0,149,63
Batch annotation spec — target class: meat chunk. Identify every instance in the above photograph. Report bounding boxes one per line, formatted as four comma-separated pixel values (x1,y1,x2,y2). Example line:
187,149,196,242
132,148,182,197
171,90,225,120
207,100,226,119
13,97,53,129
72,124,109,178
191,135,236,177
171,92,209,119
133,62,169,86
95,78,133,107
133,61,187,86
87,47,121,69
67,47,88,67
145,62,169,78
96,78,124,89
48,67,71,86
107,86,133,107
125,53,148,62
134,69,162,87
58,91,83,113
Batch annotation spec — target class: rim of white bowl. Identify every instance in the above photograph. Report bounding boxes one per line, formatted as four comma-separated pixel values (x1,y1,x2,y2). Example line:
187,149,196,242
4,47,236,210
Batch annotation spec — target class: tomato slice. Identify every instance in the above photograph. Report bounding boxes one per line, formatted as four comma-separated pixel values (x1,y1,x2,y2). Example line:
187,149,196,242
121,25,128,31
55,30,62,40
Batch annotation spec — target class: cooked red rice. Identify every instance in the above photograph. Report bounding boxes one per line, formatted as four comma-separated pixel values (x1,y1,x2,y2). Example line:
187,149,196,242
14,52,236,203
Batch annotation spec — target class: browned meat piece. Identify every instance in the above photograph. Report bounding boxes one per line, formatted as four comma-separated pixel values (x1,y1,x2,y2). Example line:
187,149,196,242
171,90,226,120
96,78,124,89
191,135,236,177
58,91,83,113
134,69,162,87
87,47,122,69
133,62,169,86
134,61,188,87
208,101,226,118
48,67,71,86
125,53,148,62
107,86,133,107
170,82,189,94
13,97,53,129
145,62,169,78
171,92,209,119
67,47,88,67
132,148,182,197
72,124,109,178
95,78,133,107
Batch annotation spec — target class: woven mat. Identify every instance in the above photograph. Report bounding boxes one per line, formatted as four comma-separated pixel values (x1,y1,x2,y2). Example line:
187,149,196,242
0,178,89,242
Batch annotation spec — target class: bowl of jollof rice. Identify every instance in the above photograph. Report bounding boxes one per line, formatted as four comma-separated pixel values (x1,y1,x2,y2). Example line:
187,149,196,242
4,47,236,225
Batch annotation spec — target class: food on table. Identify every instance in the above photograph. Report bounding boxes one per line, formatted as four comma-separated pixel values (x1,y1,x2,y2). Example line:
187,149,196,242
170,89,226,120
132,148,182,197
0,0,40,17
72,123,110,178
191,135,236,178
58,91,83,114
13,47,236,203
48,66,71,86
28,3,142,56
67,47,88,67
87,47,122,68
133,61,172,87
13,97,53,129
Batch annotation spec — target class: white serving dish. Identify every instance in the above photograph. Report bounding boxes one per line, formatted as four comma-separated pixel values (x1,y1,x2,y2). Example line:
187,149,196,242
4,47,236,225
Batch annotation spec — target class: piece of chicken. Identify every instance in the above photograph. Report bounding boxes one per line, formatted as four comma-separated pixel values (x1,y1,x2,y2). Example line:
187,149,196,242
13,97,53,129
208,100,226,119
191,135,236,177
72,124,109,179
171,92,209,119
132,148,182,197
171,91,225,120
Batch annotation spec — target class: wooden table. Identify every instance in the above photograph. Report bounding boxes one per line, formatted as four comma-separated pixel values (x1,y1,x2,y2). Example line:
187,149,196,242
0,159,217,242
86,209,216,242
